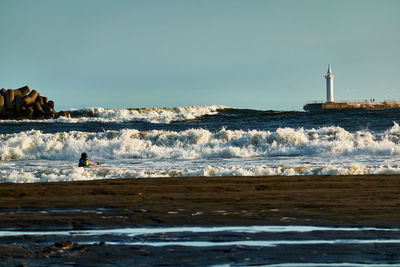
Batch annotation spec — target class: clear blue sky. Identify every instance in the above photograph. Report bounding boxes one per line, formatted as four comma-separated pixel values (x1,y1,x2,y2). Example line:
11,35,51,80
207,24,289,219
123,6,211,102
1,0,399,110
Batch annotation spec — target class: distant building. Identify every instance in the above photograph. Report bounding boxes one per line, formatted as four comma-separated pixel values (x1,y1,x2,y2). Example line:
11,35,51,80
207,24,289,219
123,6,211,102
325,64,334,102
303,65,400,111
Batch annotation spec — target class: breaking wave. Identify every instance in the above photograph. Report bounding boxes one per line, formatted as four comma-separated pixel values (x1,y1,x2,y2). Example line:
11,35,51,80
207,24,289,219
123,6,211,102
2,163,400,183
2,123,400,161
2,123,400,182
32,105,225,124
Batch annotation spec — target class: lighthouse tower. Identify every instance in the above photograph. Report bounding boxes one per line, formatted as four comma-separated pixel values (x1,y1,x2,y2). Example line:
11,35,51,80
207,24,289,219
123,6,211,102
325,64,334,102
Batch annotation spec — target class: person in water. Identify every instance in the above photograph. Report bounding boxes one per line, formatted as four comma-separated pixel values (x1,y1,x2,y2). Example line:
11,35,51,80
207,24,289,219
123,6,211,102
78,152,103,167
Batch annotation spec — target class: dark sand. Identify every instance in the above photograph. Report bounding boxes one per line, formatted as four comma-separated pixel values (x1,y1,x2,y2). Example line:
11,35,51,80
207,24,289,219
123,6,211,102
1,174,399,228
0,174,399,266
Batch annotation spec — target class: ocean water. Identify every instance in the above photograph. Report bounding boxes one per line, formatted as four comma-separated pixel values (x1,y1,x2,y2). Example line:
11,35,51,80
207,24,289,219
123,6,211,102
2,105,400,183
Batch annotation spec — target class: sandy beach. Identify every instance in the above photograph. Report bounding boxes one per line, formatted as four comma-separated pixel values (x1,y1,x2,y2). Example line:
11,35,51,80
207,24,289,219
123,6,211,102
1,174,399,266
1,174,399,228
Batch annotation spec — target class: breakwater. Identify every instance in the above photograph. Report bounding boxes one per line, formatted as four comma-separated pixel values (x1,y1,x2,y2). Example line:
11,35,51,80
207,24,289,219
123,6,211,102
0,85,56,120
304,100,400,111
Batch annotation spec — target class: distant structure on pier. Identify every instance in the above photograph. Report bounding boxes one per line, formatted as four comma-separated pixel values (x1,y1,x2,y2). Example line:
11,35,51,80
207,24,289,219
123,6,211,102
325,64,334,103
303,65,400,111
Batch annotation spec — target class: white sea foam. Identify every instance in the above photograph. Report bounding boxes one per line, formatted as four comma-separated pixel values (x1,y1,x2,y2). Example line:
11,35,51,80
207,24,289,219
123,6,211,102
79,105,228,123
2,124,400,161
2,124,400,182
2,162,400,183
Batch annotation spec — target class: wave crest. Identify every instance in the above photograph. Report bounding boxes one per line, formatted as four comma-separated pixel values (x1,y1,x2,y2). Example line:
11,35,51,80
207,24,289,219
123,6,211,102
3,164,400,183
59,105,228,124
2,123,400,161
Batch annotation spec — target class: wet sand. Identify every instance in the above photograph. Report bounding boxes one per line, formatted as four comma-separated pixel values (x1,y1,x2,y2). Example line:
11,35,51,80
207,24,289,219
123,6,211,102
0,174,399,266
0,174,399,228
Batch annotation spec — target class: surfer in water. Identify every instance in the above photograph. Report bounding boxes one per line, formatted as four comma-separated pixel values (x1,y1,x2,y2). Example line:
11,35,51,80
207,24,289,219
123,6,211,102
78,152,105,167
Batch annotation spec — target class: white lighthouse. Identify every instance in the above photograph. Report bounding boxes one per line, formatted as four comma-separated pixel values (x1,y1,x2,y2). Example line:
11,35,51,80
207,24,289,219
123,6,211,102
325,64,334,102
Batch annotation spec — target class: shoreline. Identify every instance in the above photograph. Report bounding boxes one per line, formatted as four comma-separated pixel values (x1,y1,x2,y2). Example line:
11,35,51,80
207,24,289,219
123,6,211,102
0,174,399,229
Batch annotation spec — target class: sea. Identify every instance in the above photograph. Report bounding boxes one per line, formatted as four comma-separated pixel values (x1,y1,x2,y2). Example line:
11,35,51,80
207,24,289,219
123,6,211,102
1,105,400,183
2,105,400,266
